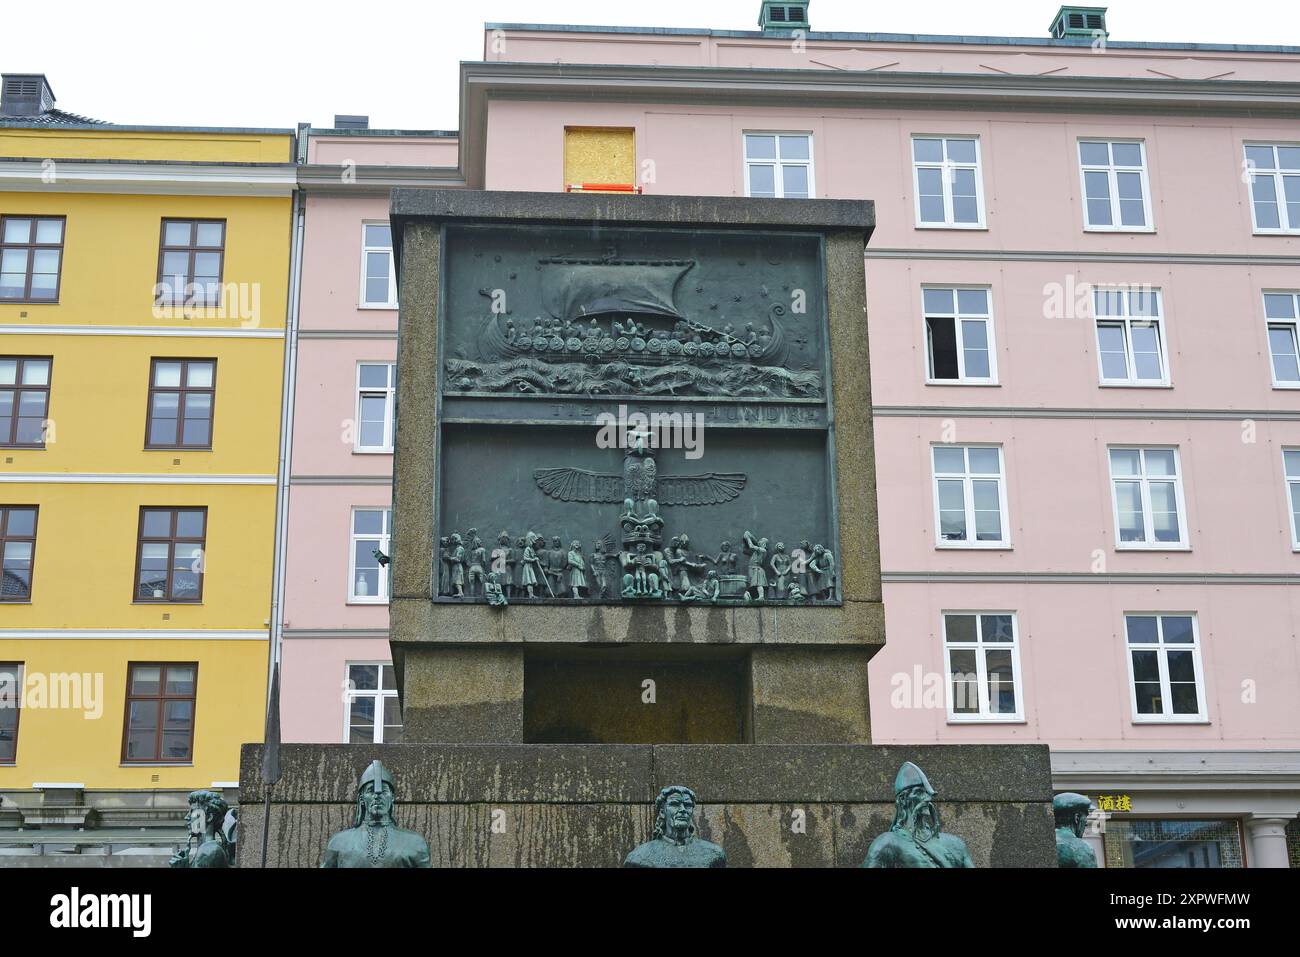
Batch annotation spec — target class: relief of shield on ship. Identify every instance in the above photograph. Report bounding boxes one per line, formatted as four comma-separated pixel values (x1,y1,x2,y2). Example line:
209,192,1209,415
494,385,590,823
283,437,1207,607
444,253,823,399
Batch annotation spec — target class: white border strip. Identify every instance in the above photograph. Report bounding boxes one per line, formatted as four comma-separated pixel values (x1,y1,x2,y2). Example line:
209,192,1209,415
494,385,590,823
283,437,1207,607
31,783,86,789
0,473,276,485
0,629,268,640
0,325,284,339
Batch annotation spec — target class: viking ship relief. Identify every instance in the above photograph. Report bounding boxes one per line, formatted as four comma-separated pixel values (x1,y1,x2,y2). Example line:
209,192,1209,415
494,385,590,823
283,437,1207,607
443,241,824,400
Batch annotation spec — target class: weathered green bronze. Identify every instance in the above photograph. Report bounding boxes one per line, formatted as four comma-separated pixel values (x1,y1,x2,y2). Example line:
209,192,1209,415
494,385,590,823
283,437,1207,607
320,760,432,868
863,762,975,868
170,789,236,868
1053,792,1098,868
623,785,727,868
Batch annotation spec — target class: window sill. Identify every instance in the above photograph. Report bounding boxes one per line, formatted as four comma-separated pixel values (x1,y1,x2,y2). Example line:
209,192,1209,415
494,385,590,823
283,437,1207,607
1130,718,1210,726
1083,227,1157,234
120,762,194,768
0,446,47,451
1272,383,1300,390
352,448,394,456
358,303,398,311
132,600,204,606
1252,230,1300,237
1098,382,1172,389
347,599,390,606
1114,545,1191,552
143,447,213,452
924,380,1000,387
935,543,1013,551
0,300,60,306
0,599,32,605
915,223,989,232
947,717,1027,725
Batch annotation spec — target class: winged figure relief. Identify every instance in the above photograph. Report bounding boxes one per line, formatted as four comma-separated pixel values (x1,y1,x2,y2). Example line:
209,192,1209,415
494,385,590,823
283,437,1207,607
533,464,746,507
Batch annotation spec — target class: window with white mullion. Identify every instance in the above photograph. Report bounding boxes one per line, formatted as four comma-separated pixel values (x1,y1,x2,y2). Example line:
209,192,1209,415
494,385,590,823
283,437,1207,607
1265,291,1300,387
943,612,1022,722
924,287,995,384
1284,449,1300,549
1125,614,1206,722
743,133,813,199
912,136,984,228
1093,286,1166,385
343,663,403,744
355,362,396,452
349,508,392,602
359,223,397,307
932,445,1009,548
1079,140,1153,231
1109,447,1187,548
1245,144,1300,234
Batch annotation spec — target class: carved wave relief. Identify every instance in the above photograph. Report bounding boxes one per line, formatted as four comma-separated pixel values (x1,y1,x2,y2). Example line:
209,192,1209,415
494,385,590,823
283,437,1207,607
444,356,823,398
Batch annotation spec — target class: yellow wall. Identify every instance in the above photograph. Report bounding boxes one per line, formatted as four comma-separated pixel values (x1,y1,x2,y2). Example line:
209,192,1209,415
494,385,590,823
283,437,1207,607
0,192,291,330
563,127,636,187
0,127,291,791
0,639,266,789
0,128,291,163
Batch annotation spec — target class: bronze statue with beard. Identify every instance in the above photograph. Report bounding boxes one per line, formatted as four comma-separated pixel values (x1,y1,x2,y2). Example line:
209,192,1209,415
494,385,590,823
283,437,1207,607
863,762,975,868
320,760,432,868
623,785,727,868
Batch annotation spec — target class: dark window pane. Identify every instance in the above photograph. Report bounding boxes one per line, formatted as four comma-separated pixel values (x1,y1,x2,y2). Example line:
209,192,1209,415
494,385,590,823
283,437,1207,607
926,316,959,379
1170,682,1200,715
349,665,379,690
1131,649,1160,683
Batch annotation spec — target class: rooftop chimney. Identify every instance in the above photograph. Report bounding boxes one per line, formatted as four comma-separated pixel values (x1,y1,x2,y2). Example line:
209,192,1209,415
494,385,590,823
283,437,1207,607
1049,6,1108,40
334,114,370,130
1,74,56,118
758,1,810,32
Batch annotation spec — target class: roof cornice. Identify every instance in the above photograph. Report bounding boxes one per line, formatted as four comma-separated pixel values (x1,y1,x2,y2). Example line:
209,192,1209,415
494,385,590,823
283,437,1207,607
0,157,297,196
456,59,1300,189
298,162,465,194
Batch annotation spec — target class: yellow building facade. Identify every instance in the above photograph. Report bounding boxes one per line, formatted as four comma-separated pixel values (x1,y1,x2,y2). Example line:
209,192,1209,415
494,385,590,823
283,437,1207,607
0,79,294,853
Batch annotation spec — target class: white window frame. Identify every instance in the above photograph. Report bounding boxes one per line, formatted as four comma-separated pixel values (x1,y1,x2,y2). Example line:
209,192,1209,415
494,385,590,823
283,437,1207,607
358,221,397,309
348,507,391,604
1265,291,1300,389
911,135,987,229
1245,143,1300,235
743,132,815,199
922,285,998,385
931,444,1011,549
342,662,401,744
1284,448,1300,550
1107,446,1189,550
354,362,396,453
1078,139,1155,233
942,611,1024,723
1123,613,1208,724
1092,285,1168,387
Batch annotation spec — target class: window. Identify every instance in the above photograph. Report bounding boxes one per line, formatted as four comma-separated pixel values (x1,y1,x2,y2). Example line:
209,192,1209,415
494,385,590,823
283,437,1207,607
943,612,1022,721
360,223,396,307
1125,614,1206,722
0,662,21,764
923,287,996,383
122,663,197,763
0,506,37,601
1245,144,1300,233
1265,291,1300,387
0,216,65,302
0,356,51,448
355,363,395,451
344,663,403,743
1108,448,1188,548
563,127,638,193
1284,449,1300,549
145,359,215,449
1079,140,1153,231
156,219,225,307
135,508,206,602
1104,819,1244,869
932,445,1009,547
912,137,984,227
1093,286,1167,385
350,508,391,602
744,133,813,199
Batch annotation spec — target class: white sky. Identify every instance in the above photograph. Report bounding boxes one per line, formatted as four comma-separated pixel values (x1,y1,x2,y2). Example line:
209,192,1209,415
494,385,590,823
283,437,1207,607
2,0,1297,130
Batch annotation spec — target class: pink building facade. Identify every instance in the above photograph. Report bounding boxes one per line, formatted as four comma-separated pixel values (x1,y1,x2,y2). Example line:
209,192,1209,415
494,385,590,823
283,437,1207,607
278,11,1300,866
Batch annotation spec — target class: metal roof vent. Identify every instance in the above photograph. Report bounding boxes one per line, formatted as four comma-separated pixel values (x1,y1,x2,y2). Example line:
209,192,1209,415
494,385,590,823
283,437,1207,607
334,114,370,130
759,1,809,32
1,74,56,118
1050,6,1108,40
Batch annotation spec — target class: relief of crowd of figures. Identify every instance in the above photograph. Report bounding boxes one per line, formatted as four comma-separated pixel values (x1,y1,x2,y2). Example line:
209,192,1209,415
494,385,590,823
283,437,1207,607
436,521,836,606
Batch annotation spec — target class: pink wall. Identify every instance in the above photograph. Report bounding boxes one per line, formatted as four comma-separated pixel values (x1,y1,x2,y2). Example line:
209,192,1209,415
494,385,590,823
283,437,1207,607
307,135,458,167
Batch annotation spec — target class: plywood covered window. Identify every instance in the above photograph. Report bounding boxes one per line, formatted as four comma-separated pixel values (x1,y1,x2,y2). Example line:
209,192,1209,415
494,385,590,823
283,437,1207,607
563,127,638,193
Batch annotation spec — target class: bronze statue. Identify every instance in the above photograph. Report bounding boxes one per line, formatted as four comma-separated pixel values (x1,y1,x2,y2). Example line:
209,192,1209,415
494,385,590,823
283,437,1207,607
863,762,975,868
742,530,768,601
485,571,508,608
623,785,726,868
321,760,431,868
520,531,544,598
170,789,236,868
446,532,466,598
1054,792,1098,868
769,541,791,598
809,543,836,601
566,540,587,599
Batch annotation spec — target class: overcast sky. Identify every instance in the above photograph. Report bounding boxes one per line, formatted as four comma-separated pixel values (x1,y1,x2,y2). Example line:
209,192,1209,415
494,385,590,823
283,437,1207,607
3,0,1297,130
